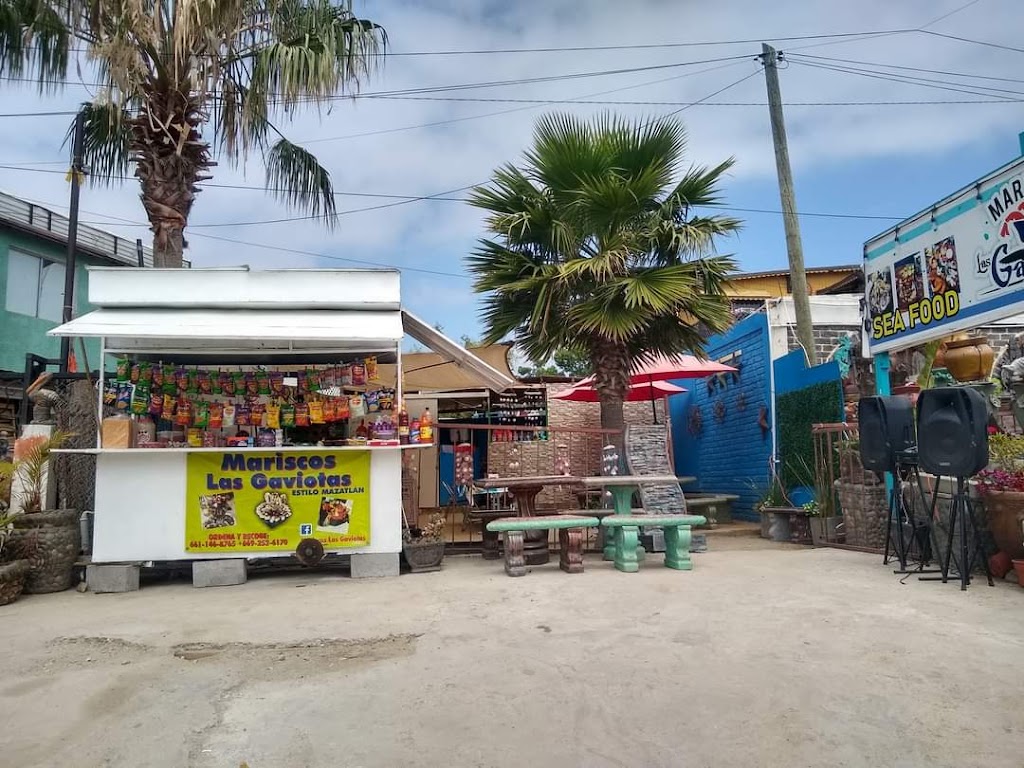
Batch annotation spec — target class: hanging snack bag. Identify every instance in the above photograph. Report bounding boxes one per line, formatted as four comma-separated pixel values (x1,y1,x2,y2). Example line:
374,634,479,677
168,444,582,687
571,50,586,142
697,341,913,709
161,366,175,395
333,364,348,387
149,390,163,417
309,400,325,424
365,356,378,382
221,372,235,396
365,390,379,413
130,363,141,384
131,387,148,416
198,370,212,395
281,404,296,428
323,398,337,423
296,371,308,394
162,393,177,422
377,387,395,412
235,403,251,427
250,402,266,427
245,373,259,397
265,403,281,429
306,368,321,391
270,372,284,396
222,402,236,429
173,367,187,392
187,369,199,395
193,400,210,429
350,362,366,387
152,364,164,390
349,394,365,420
256,370,271,396
139,362,153,386
116,357,130,383
115,384,132,411
295,402,311,427
212,371,223,395
187,428,203,447
176,398,192,427
103,380,118,407
208,402,224,430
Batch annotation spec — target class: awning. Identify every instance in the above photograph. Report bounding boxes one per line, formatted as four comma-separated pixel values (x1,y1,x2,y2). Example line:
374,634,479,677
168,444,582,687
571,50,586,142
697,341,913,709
401,311,513,392
385,344,513,393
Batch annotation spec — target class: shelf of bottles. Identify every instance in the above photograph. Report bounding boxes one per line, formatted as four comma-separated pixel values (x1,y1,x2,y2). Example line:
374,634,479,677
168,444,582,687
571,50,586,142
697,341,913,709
488,387,548,442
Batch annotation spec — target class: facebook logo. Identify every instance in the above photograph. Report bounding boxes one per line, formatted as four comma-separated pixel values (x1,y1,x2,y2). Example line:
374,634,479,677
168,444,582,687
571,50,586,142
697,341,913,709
299,524,313,536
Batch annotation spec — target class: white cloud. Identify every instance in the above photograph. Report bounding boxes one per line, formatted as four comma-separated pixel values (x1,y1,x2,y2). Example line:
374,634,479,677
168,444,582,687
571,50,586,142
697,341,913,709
0,0,1020,336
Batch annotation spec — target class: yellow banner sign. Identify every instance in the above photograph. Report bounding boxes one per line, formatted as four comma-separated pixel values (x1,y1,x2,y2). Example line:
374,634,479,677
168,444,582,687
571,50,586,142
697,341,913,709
185,450,370,553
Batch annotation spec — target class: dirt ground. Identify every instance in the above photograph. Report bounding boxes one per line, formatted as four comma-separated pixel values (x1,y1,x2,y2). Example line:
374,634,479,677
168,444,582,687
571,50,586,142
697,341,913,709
1,538,1022,768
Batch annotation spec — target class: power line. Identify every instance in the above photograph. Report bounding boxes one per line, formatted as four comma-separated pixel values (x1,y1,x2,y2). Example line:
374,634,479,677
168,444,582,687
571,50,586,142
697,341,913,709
0,110,78,118
787,52,1024,85
664,68,762,116
918,29,1024,55
920,0,987,29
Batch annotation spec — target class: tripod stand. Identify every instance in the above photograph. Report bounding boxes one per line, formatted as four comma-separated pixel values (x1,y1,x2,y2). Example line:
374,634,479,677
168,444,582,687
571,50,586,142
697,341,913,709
883,451,939,575
919,475,994,591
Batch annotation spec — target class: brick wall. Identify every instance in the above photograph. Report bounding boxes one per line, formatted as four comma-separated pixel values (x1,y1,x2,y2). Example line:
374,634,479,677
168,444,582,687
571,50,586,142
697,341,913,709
671,313,772,520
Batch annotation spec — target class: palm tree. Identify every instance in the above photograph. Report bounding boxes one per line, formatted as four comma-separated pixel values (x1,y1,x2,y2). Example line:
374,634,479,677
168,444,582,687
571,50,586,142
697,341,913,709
468,113,741,438
0,0,385,267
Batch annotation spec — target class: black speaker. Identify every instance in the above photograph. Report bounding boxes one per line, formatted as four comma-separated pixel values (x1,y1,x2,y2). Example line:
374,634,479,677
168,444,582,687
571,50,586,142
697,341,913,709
916,387,989,477
858,396,916,471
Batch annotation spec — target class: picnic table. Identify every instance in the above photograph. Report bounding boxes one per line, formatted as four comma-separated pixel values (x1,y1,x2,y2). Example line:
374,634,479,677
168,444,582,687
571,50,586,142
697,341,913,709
579,474,695,560
474,475,582,565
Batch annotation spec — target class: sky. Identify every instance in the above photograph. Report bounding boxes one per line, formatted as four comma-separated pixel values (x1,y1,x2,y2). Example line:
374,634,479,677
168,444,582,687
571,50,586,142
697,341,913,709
1,0,1022,344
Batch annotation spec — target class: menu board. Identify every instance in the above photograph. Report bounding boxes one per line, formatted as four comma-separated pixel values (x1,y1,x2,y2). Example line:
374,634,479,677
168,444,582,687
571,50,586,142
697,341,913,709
185,450,370,552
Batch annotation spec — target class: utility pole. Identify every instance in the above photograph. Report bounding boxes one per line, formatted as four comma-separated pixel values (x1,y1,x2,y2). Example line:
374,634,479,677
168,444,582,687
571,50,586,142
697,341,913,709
59,108,86,373
760,44,816,365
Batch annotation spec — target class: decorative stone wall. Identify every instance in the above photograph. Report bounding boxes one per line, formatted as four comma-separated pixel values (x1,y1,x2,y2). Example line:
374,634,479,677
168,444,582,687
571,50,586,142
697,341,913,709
836,481,887,550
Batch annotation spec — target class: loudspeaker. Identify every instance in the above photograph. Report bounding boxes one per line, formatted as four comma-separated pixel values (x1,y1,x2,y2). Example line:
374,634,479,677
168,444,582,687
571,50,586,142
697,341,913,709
916,387,989,477
858,396,916,471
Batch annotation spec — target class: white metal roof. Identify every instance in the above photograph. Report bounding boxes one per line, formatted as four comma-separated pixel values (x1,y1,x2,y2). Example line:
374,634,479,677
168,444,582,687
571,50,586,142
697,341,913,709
402,310,513,392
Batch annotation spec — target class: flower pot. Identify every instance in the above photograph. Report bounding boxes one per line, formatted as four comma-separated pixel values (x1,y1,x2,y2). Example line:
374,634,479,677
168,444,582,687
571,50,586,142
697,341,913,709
7,509,81,594
893,383,921,407
1013,559,1024,589
402,540,445,573
942,336,994,383
0,560,29,605
982,490,1024,561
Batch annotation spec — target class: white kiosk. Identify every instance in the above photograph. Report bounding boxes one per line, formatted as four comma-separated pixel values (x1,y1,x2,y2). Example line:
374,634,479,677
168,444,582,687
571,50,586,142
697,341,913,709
49,267,512,578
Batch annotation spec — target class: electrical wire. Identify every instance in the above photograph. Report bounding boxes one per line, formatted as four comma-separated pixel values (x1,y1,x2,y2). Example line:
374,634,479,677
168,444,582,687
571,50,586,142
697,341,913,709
919,0,987,29
918,29,1024,55
664,68,762,117
787,52,1024,85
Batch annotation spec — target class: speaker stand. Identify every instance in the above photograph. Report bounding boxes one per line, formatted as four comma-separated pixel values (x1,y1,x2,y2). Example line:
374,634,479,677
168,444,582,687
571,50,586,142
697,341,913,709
919,476,994,591
885,461,939,575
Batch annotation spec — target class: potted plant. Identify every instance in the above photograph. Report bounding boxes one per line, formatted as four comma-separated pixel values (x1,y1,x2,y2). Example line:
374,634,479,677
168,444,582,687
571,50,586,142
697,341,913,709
754,471,786,540
402,512,446,573
0,462,30,605
7,432,81,594
976,433,1024,564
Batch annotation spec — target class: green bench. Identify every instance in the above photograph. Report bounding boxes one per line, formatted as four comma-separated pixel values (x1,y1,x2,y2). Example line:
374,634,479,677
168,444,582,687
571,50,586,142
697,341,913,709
486,515,601,577
602,514,707,573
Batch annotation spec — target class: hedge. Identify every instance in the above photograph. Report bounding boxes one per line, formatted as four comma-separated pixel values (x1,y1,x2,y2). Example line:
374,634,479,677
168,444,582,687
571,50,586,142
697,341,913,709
777,379,843,490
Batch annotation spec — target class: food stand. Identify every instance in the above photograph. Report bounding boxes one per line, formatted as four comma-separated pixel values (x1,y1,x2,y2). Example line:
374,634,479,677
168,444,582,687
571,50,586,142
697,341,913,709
48,267,512,575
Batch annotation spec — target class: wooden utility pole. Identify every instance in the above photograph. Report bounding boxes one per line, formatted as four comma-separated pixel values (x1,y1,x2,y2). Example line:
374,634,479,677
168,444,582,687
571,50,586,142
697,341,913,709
59,108,86,373
761,44,816,365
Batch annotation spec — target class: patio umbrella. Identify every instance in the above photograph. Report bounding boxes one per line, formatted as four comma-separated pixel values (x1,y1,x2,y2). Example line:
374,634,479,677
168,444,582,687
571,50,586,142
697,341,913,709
551,379,688,403
575,355,737,422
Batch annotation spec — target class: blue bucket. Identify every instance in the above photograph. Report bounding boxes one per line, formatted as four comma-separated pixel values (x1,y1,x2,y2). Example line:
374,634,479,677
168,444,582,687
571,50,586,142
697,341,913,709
788,486,815,507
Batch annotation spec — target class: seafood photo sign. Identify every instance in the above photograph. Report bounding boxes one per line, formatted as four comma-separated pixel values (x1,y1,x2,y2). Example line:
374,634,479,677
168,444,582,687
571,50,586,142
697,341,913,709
185,450,371,552
865,158,1024,355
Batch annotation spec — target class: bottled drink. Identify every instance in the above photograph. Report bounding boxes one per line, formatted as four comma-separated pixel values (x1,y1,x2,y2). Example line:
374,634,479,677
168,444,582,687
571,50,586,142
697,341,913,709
398,402,410,444
420,407,433,443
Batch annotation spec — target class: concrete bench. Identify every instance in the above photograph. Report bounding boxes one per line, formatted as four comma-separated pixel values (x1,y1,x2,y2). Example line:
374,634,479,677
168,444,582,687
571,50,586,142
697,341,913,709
602,514,707,573
487,515,601,577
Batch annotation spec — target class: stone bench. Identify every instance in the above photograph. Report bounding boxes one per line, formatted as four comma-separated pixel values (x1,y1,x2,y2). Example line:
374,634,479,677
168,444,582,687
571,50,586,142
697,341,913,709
487,515,601,577
601,514,707,573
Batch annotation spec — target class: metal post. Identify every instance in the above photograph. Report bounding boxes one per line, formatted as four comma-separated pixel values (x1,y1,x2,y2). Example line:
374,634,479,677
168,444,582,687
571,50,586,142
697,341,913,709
136,238,145,267
760,44,816,366
59,108,86,373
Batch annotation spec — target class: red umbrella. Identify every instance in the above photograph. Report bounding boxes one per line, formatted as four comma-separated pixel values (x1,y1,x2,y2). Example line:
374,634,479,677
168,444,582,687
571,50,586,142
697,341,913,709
576,354,737,422
551,379,687,403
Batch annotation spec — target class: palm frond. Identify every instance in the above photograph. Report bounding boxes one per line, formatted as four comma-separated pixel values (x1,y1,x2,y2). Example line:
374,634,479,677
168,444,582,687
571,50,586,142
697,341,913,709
0,0,71,89
66,101,132,183
265,137,336,223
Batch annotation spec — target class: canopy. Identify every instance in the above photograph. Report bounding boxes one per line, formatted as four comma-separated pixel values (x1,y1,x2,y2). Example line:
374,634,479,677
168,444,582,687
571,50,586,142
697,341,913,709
551,380,686,403
576,354,737,387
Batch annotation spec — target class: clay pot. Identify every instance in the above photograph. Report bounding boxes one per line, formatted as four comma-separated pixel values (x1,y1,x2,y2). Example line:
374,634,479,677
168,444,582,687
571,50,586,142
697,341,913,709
983,490,1024,561
989,550,1013,579
1013,560,1024,589
942,336,995,383
893,383,921,407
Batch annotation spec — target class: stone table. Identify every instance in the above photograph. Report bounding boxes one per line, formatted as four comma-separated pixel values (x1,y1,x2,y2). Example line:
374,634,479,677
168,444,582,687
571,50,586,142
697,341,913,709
475,475,582,565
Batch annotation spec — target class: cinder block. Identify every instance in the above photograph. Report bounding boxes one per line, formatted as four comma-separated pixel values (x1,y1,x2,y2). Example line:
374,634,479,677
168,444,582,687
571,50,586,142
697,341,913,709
86,564,140,593
350,552,399,578
192,559,247,588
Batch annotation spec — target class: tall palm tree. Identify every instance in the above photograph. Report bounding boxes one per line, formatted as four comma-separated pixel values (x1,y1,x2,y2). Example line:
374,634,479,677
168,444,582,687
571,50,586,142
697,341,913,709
0,0,385,266
468,113,741,438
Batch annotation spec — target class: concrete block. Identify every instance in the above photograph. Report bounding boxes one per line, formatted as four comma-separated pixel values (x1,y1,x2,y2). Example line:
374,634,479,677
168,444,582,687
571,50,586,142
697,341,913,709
192,559,247,588
86,564,140,593
350,552,399,578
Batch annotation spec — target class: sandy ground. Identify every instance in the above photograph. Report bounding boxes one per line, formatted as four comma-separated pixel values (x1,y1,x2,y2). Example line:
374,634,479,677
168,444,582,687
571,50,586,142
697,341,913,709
1,538,1022,768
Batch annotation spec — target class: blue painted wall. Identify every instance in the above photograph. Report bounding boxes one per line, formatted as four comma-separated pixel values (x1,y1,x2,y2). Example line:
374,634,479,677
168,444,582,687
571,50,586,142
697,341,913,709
774,350,843,397
670,312,772,521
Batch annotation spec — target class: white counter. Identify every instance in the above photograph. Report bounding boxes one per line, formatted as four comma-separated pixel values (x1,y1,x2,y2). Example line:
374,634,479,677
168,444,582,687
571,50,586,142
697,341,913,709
76,446,419,563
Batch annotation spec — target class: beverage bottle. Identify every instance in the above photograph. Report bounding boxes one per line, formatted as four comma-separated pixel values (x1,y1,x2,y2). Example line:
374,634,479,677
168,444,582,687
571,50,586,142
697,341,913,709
410,419,421,444
356,419,369,440
398,402,410,444
420,407,433,443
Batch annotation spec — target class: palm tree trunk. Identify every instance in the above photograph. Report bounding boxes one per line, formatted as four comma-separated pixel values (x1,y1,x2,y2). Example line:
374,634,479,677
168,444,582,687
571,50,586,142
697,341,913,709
131,93,210,268
592,341,631,452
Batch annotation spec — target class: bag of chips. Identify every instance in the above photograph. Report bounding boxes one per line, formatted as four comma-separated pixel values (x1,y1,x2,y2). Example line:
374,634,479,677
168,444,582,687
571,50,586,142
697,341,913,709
351,362,366,387
149,390,163,417
365,356,378,382
365,390,379,413
307,368,321,391
336,396,350,421
187,370,199,395
222,403,236,429
193,400,210,429
208,402,224,430
295,403,310,427
235,403,251,427
164,366,178,395
139,362,153,386
131,386,148,415
115,384,132,410
250,403,266,427
281,404,295,428
162,393,177,421
256,371,271,396
377,388,395,412
349,395,365,420
265,403,280,429
198,370,212,395
270,373,284,396
323,398,337,423
211,371,223,395
103,381,117,407
152,364,164,390
309,400,325,424
176,399,192,426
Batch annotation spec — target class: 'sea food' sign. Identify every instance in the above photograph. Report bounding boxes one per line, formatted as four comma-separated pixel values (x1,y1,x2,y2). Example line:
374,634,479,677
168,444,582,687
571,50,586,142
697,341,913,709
864,159,1024,354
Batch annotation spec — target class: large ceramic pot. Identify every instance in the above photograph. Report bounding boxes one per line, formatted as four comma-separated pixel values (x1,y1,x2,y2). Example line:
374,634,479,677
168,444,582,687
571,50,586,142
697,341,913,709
8,510,81,593
983,490,1024,560
402,540,445,573
0,560,29,605
943,336,995,383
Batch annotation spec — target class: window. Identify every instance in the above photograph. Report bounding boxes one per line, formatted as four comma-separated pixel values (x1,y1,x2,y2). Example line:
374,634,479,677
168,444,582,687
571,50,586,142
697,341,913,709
5,249,66,322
